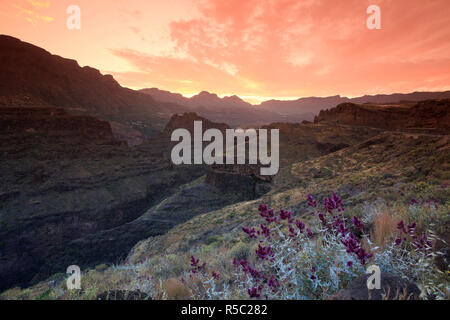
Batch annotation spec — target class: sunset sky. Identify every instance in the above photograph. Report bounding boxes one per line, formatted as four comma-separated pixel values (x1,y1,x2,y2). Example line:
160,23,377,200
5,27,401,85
2,0,450,103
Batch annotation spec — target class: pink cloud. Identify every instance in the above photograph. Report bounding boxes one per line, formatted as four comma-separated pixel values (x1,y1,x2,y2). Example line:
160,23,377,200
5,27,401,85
112,0,450,98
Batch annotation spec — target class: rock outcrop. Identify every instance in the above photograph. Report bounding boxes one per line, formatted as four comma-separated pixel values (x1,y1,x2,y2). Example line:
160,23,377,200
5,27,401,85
332,272,421,300
0,106,118,144
314,99,450,134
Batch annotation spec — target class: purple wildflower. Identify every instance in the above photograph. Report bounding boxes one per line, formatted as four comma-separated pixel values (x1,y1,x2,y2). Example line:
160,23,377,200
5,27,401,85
242,227,257,239
279,209,292,220
267,276,280,289
289,225,296,237
397,221,407,233
407,222,417,235
318,212,328,227
190,256,206,273
352,216,364,232
295,220,305,233
255,244,274,260
260,224,271,238
306,194,317,208
190,256,200,267
324,193,344,213
248,286,261,298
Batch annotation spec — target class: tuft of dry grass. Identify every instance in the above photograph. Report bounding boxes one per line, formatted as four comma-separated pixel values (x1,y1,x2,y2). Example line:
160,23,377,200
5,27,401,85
371,207,402,248
161,278,191,300
382,286,418,300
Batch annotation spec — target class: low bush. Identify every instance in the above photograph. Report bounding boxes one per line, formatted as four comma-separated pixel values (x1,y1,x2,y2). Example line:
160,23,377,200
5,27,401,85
186,193,448,299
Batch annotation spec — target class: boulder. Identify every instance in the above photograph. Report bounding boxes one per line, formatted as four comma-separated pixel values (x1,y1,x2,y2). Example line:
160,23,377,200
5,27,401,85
332,272,421,300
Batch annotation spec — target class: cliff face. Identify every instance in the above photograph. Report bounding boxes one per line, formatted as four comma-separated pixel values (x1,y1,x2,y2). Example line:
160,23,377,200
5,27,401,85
409,99,450,130
0,106,117,144
314,99,450,134
162,112,230,135
0,107,205,290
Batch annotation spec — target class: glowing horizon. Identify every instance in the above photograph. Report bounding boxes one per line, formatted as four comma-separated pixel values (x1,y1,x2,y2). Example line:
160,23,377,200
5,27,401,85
2,0,450,104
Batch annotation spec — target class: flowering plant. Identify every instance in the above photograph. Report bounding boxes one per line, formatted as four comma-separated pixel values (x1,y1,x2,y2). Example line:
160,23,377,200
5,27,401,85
186,194,447,300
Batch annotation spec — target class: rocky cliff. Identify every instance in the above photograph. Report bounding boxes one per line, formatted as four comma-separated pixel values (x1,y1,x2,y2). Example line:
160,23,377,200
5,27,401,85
314,99,450,134
0,106,117,145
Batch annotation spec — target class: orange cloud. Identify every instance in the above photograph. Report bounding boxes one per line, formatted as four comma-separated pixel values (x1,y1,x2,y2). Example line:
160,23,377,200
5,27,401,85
110,0,450,99
3,0,450,100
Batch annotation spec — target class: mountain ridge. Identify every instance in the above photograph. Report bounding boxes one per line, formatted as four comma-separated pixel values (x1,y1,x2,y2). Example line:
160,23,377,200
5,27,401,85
140,87,450,118
2,34,450,133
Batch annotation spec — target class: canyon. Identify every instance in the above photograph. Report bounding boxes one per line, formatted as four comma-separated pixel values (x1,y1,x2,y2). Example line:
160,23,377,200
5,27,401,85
0,35,449,295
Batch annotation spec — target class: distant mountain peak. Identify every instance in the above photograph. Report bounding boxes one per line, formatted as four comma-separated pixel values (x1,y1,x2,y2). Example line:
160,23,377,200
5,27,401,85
197,90,217,96
223,95,245,103
140,87,252,110
192,91,219,100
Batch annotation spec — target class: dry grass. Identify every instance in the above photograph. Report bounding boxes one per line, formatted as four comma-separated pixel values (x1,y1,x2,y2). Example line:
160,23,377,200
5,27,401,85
161,278,191,300
371,207,403,248
382,286,418,300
